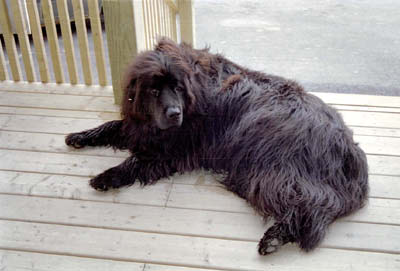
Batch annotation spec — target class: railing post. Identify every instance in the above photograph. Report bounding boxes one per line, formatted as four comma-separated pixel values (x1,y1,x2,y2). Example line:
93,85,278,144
103,0,146,105
178,0,195,46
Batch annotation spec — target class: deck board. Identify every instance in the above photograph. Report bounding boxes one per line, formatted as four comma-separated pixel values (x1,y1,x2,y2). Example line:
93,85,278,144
0,86,399,270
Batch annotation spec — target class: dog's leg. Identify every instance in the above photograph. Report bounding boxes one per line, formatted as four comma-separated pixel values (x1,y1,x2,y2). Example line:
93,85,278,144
89,156,176,191
258,222,295,255
65,120,126,149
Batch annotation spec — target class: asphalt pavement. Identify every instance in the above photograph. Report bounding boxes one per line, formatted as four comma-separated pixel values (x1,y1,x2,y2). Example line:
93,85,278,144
194,0,400,96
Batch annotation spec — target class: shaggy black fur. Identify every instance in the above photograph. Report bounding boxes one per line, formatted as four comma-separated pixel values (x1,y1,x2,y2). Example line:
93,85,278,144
66,38,369,255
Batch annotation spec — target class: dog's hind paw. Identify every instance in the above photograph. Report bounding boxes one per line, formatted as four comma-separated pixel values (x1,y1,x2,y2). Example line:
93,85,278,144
258,223,294,255
258,237,283,255
65,133,87,149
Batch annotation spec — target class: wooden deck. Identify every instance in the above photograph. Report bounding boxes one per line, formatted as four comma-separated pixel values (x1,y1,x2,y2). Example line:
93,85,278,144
0,81,399,270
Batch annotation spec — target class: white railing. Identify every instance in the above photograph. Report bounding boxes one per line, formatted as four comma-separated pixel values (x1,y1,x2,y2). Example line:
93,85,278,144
0,0,194,103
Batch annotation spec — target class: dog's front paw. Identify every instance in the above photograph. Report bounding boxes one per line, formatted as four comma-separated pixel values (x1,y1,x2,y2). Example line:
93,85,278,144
89,169,124,191
65,132,87,149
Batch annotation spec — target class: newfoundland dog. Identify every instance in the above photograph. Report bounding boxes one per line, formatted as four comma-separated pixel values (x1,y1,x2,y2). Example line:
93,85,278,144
66,38,369,255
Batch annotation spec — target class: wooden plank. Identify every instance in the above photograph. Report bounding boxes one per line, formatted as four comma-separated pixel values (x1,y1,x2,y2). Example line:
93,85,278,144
0,115,108,134
0,92,119,112
350,127,400,138
179,173,400,201
366,154,400,175
103,0,146,104
26,0,50,83
0,38,9,80
0,148,398,183
0,193,265,241
0,81,113,96
178,0,195,45
0,170,398,222
341,111,400,129
144,264,213,271
0,149,125,177
0,130,129,158
0,166,398,211
0,250,211,271
56,0,79,84
168,183,250,213
88,0,108,86
1,161,397,202
356,135,400,156
3,88,400,132
0,113,399,157
1,220,399,270
9,0,36,82
41,0,65,83
0,250,217,271
0,0,22,81
369,175,400,199
166,182,400,216
0,116,399,175
312,92,400,109
72,0,93,85
0,250,145,271
0,193,397,246
335,104,400,114
0,171,172,206
0,106,119,120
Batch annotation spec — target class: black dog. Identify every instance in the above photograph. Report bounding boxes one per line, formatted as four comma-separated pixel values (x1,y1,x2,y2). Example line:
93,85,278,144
66,38,369,255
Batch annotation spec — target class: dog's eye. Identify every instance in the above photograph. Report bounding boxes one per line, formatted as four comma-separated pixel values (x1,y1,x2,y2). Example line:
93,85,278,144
174,87,183,92
151,89,160,97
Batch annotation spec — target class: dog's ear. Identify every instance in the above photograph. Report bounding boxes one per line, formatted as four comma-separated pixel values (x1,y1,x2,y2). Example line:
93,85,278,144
121,60,148,122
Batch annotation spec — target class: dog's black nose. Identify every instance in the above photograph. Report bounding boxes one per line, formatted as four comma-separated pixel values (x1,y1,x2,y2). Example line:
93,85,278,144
166,107,181,119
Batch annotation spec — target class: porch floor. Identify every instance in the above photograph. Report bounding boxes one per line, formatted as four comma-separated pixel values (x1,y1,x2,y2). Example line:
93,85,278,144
0,81,399,270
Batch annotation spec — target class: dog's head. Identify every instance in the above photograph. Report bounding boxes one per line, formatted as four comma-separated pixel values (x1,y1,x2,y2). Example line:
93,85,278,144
122,38,196,130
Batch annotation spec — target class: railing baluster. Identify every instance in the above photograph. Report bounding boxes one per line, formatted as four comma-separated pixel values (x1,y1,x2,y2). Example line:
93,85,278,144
0,0,22,81
156,0,164,37
170,7,177,41
88,0,108,86
143,0,148,48
146,0,154,47
10,0,36,82
178,0,195,46
42,0,65,83
72,0,92,85
56,0,78,84
26,0,50,83
0,39,9,80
